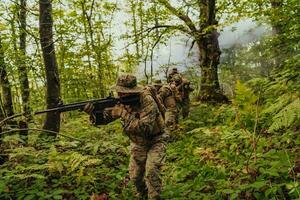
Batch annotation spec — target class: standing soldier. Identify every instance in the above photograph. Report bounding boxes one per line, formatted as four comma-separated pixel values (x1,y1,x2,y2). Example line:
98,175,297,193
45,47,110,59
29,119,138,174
84,75,167,200
156,79,182,131
174,74,194,119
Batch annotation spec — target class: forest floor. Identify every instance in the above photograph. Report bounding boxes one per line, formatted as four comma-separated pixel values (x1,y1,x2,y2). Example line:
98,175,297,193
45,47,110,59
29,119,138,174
0,101,299,199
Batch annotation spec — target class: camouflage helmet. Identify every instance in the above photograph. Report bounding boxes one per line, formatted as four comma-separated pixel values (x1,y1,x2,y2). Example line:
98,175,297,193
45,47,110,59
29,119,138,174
172,74,182,84
172,67,178,72
153,79,163,86
111,74,144,93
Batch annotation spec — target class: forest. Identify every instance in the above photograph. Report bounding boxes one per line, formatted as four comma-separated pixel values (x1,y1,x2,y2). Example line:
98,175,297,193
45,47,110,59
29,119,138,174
0,0,299,199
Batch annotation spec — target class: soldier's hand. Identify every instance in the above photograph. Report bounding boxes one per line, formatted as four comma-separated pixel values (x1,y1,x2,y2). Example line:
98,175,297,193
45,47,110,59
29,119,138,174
170,83,176,89
83,103,94,114
111,104,127,118
170,83,178,91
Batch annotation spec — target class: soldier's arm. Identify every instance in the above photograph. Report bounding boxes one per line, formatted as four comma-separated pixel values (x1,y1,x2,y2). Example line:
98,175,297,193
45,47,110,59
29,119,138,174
123,94,158,136
88,107,119,125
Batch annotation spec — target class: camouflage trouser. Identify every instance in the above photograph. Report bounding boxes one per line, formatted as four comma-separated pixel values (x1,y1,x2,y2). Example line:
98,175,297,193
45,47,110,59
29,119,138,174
129,139,166,199
181,98,190,119
165,108,179,131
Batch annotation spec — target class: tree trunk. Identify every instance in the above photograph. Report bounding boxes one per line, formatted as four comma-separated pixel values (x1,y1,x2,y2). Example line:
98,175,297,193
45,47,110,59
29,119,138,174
39,0,61,133
270,0,283,35
156,0,228,103
0,34,14,117
197,32,228,102
270,0,283,68
197,0,228,102
18,0,31,116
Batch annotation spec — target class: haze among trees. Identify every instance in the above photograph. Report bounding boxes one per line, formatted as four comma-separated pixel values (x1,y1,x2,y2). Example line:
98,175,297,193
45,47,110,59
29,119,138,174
0,0,299,199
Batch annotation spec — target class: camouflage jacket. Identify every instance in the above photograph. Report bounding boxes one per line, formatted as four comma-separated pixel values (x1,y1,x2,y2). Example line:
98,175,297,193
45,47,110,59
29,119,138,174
158,84,182,109
102,90,165,144
177,79,194,99
167,72,180,83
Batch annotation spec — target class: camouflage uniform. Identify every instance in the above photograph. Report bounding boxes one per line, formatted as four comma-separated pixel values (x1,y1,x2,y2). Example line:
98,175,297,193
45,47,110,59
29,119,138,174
90,75,167,200
152,79,163,92
176,77,194,119
167,68,180,83
157,83,181,131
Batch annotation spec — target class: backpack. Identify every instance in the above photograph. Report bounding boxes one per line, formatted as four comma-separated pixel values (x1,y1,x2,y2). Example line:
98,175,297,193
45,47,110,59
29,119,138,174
145,85,166,119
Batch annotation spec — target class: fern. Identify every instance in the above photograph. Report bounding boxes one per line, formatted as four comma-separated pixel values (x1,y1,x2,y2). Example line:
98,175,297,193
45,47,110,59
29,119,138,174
69,152,88,173
263,94,293,115
268,98,300,132
234,80,258,109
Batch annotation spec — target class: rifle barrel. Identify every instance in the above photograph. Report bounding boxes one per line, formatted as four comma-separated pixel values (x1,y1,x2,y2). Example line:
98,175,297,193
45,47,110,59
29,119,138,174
34,98,118,115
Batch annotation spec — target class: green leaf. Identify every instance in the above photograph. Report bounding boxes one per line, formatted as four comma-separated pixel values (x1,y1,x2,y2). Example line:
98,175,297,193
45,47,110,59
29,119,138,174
249,181,267,189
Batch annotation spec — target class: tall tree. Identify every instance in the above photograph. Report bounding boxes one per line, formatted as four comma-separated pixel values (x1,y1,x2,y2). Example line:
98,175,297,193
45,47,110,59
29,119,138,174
18,0,30,116
39,0,61,133
153,0,228,102
17,0,30,141
0,34,14,118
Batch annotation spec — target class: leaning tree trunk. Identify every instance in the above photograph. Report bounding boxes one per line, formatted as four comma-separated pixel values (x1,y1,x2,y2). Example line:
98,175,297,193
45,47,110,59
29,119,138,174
197,0,228,102
39,0,61,133
0,35,14,117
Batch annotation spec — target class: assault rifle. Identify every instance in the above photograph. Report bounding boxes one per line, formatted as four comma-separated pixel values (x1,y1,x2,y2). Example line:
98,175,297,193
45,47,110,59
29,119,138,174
0,95,140,126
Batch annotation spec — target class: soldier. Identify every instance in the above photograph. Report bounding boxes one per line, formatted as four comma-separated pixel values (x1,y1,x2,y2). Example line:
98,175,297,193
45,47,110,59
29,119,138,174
84,75,167,200
156,78,182,131
152,79,163,92
173,74,194,119
167,67,182,83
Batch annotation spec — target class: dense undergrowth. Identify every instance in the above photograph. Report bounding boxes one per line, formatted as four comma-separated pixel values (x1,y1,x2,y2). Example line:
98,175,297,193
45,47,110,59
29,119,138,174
0,76,299,199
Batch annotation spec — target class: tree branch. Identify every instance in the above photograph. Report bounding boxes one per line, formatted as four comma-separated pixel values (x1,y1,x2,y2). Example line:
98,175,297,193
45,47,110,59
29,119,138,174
123,24,189,49
155,0,198,34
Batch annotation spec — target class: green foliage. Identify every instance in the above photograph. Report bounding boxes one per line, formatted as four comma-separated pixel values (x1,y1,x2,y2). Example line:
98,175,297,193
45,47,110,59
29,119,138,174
1,79,299,199
268,98,300,132
0,115,132,199
162,100,299,199
1,0,300,199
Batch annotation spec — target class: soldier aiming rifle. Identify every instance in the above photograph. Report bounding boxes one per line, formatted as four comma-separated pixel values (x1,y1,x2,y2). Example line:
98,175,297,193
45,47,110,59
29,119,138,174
84,75,167,200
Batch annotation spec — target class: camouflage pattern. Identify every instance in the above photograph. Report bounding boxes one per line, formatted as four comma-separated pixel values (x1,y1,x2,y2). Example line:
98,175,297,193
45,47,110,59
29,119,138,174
153,79,163,86
152,79,163,92
129,137,166,199
157,84,181,131
167,70,194,119
172,74,183,84
181,97,190,119
177,78,194,119
111,74,144,94
167,68,178,83
103,87,167,199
